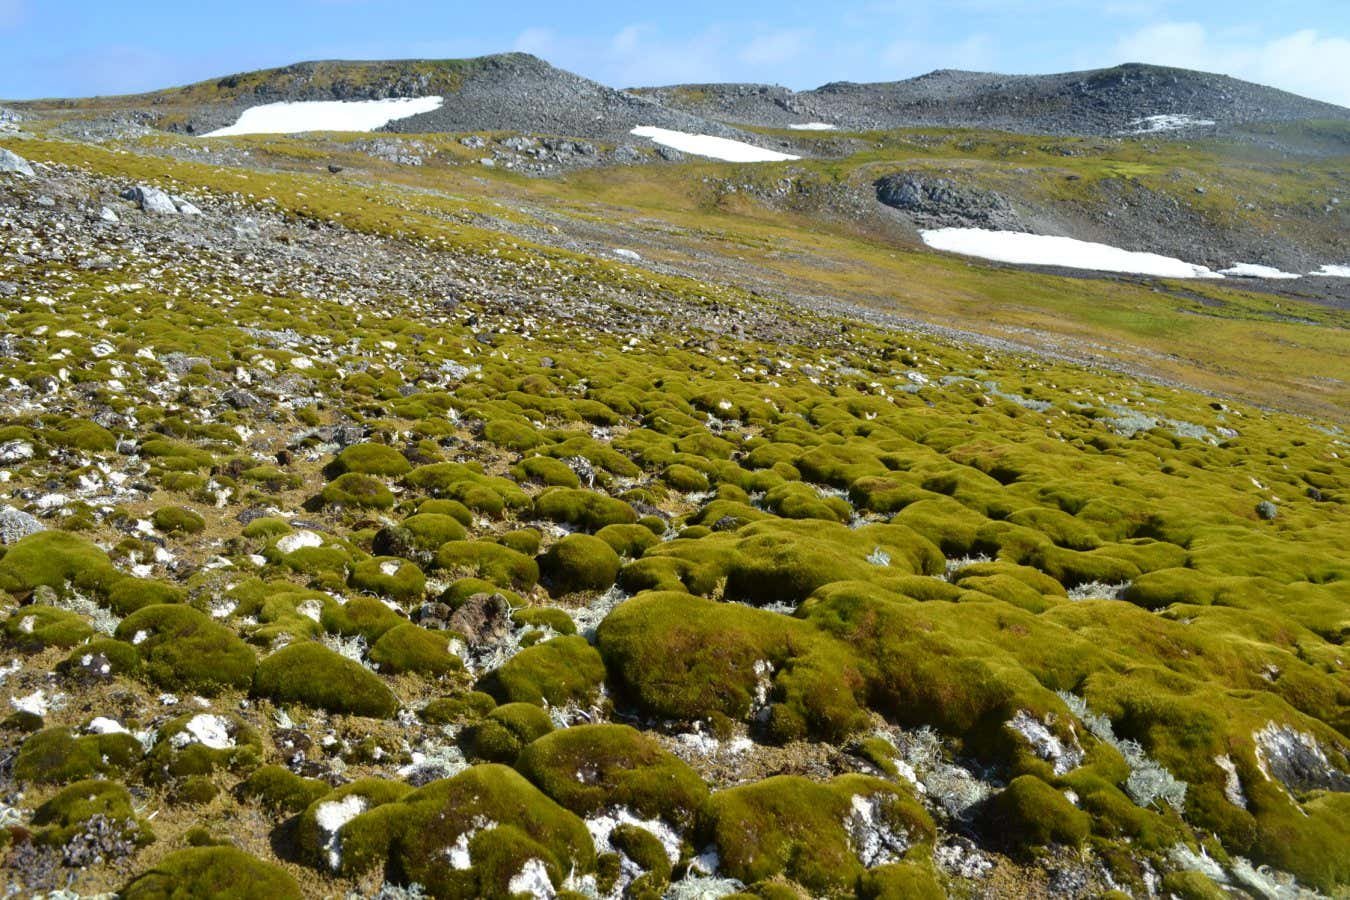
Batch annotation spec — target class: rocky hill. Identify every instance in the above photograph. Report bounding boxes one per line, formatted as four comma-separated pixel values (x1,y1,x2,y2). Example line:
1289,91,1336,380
11,53,768,145
635,63,1350,135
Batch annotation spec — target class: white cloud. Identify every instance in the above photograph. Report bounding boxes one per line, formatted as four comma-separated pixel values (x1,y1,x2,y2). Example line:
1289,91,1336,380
1113,23,1350,107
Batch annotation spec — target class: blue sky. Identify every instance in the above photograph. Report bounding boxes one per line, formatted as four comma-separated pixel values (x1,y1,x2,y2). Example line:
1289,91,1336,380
1,1,1348,105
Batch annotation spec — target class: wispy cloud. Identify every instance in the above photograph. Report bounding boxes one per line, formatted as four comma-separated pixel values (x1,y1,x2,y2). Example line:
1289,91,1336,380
1113,22,1350,107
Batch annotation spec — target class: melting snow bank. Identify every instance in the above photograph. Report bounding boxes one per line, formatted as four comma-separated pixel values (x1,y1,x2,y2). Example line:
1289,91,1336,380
205,96,444,137
921,228,1221,278
630,126,799,162
1220,263,1300,279
1312,264,1350,277
1124,114,1216,134
787,122,837,131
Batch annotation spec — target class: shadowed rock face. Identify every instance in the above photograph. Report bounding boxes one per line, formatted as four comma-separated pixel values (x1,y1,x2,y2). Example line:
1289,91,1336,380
875,173,1022,230
636,63,1350,135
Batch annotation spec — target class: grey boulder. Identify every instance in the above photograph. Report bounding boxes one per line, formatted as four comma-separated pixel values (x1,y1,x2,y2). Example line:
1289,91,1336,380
0,506,44,544
0,148,34,177
120,185,178,215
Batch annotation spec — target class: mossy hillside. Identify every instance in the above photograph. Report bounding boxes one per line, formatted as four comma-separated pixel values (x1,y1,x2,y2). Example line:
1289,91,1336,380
114,604,256,694
702,774,934,895
331,764,595,896
516,724,709,825
253,641,399,717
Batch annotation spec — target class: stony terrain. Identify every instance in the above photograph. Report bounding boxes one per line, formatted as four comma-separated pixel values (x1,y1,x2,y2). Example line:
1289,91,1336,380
635,64,1350,137
0,57,1347,900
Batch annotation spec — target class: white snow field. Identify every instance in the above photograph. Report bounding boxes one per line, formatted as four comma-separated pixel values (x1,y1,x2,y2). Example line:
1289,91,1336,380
919,228,1223,278
787,122,837,131
1220,263,1301,279
204,96,444,137
1124,114,1217,134
630,126,800,162
1311,264,1350,277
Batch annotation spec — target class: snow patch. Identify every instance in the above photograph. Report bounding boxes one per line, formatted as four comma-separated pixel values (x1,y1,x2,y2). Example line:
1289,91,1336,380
1311,264,1350,277
630,126,799,163
507,858,555,898
315,794,368,871
921,228,1222,279
787,122,837,131
1220,263,1300,280
205,96,444,137
1124,114,1216,134
171,713,235,750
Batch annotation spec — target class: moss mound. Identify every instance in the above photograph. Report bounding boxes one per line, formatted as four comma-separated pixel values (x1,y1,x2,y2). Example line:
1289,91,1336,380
33,778,154,846
978,775,1090,853
534,488,638,532
369,622,462,675
478,635,606,707
253,642,398,717
321,472,395,509
122,846,302,900
4,604,94,651
14,727,143,784
0,530,121,596
331,442,412,477
152,505,206,535
516,724,708,825
114,604,256,694
540,534,621,596
703,774,933,894
333,764,595,897
464,703,555,763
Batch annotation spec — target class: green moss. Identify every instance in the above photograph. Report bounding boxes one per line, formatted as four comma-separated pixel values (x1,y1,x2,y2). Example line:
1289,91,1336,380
978,775,1089,853
418,498,474,525
494,528,542,557
420,690,498,725
173,774,221,805
4,604,94,651
540,533,621,595
348,556,427,603
152,505,206,535
33,778,154,846
1159,870,1227,900
534,488,638,532
14,727,143,784
464,703,555,763
704,775,933,894
662,464,710,492
858,862,944,900
406,463,529,517
50,417,116,452
437,540,539,590
321,595,405,641
484,418,544,450
58,638,141,676
331,442,412,476
122,847,302,900
478,635,606,707
369,623,462,675
514,455,581,488
146,713,262,779
512,606,578,636
296,778,413,867
0,530,121,596
397,512,468,549
106,577,186,615
595,523,659,558
240,765,330,815
114,604,256,694
334,764,594,897
612,823,671,882
241,516,292,540
516,724,707,825
253,641,399,717
321,472,395,509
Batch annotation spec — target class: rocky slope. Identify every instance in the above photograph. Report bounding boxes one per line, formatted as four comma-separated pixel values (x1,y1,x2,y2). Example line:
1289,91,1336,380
11,53,788,148
635,63,1350,135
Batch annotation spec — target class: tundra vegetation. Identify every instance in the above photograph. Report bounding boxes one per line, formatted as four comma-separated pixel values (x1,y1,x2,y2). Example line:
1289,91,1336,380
0,103,1346,899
